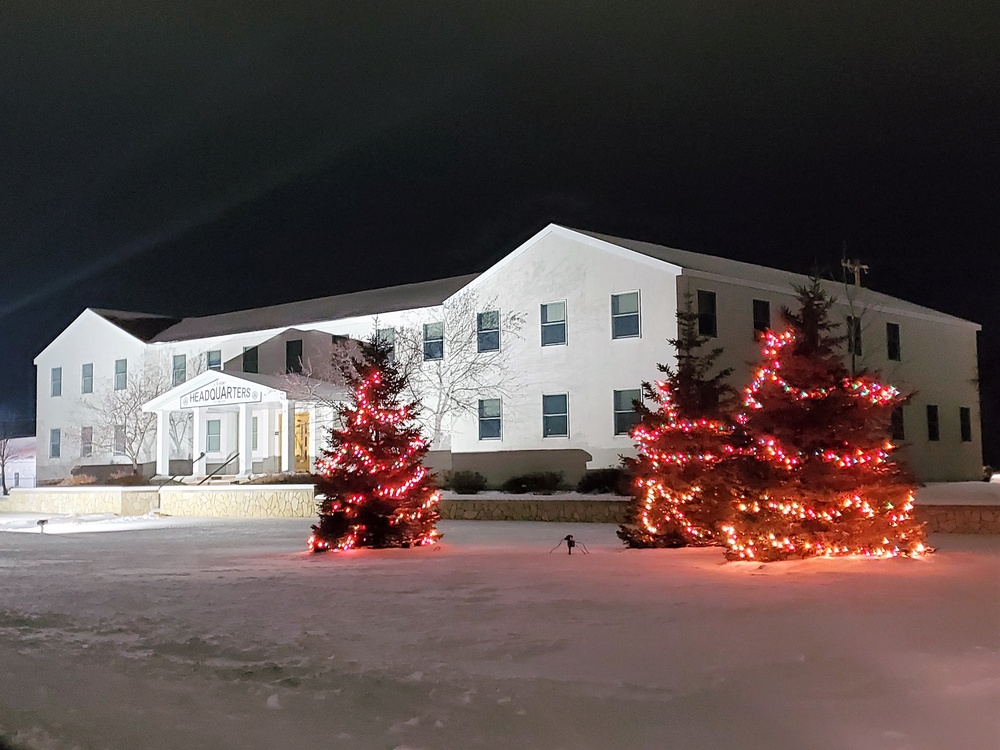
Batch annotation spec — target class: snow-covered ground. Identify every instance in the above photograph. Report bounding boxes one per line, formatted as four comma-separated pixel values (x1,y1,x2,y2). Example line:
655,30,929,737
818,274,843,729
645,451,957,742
0,518,997,750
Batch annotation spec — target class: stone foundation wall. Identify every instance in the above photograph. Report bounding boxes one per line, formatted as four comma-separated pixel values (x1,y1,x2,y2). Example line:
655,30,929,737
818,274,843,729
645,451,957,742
157,485,316,518
439,498,628,523
917,505,1000,534
3,487,159,516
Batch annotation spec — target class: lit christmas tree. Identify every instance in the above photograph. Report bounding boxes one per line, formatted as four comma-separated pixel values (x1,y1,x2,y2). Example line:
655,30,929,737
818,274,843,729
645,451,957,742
618,297,741,548
722,280,929,561
308,335,441,552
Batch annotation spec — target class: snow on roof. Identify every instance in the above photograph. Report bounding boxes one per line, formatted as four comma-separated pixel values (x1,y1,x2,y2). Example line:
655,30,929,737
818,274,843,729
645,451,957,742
573,228,979,327
91,309,182,342
149,274,480,343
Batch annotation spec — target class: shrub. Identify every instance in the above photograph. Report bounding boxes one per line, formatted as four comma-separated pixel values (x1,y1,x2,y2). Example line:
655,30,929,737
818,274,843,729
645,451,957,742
59,474,98,486
501,471,564,494
105,469,149,486
576,468,630,495
447,471,488,495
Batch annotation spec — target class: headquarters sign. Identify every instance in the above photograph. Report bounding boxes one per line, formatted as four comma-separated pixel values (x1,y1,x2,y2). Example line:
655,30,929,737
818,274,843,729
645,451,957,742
180,380,261,409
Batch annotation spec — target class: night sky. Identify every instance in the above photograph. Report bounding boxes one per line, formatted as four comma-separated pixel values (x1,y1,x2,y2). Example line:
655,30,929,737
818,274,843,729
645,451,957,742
2,2,998,462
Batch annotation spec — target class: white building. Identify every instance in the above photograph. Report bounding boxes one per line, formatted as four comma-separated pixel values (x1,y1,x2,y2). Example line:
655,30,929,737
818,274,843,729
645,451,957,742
1,436,36,491
33,225,983,484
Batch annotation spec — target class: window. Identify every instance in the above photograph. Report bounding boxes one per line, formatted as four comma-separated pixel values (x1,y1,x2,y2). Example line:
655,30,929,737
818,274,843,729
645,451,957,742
614,389,642,436
423,322,444,360
13,472,18,488
886,323,901,361
172,354,187,386
890,407,905,441
114,426,126,455
377,328,395,362
847,316,862,356
477,311,500,352
926,404,939,442
207,350,222,371
960,407,972,442
611,292,640,339
114,359,127,390
206,419,222,453
285,339,303,374
252,416,259,451
540,301,567,346
50,367,62,397
697,290,717,338
243,346,259,374
478,398,502,440
49,428,60,459
81,363,93,394
81,426,93,458
542,394,569,437
752,299,770,337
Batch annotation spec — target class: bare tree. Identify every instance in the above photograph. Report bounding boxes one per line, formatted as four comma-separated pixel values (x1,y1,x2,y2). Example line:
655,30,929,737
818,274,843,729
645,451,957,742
0,427,11,495
81,368,168,473
394,292,525,447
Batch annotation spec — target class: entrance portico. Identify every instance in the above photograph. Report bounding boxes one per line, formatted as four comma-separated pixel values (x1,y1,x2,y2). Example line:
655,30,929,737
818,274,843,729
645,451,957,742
142,370,343,479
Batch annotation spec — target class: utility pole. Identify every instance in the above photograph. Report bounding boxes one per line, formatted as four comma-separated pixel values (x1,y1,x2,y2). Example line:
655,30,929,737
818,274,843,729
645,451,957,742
841,258,869,287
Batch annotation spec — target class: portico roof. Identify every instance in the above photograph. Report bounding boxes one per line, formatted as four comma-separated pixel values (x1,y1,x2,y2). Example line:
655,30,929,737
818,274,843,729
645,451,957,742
141,369,349,412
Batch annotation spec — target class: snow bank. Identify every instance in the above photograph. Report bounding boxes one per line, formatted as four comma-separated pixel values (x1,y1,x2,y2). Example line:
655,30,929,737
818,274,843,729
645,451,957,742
0,512,204,534
915,481,1000,506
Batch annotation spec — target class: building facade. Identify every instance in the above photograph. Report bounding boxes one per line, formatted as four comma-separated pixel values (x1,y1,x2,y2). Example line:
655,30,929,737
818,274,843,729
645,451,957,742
33,225,983,484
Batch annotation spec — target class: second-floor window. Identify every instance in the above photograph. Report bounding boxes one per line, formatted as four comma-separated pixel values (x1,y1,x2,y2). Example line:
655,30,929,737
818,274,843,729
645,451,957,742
114,359,127,390
207,350,222,371
286,339,303,374
50,367,62,397
697,290,717,338
172,354,187,386
477,311,500,352
424,322,444,360
960,407,972,442
540,301,567,346
81,363,93,394
890,407,905,441
926,404,939,442
377,328,395,362
887,323,901,361
243,346,259,374
611,292,640,339
752,299,770,337
846,316,863,356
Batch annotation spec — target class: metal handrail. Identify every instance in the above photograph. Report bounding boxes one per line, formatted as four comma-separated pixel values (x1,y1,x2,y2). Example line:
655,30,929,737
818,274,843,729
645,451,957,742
160,452,206,486
196,451,240,485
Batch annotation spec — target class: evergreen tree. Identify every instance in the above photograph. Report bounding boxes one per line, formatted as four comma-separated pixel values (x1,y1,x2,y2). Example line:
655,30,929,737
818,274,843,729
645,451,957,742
308,335,441,552
722,280,929,561
618,295,740,548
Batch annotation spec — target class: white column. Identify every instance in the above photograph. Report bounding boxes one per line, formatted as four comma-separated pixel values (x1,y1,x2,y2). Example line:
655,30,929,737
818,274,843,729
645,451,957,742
192,409,208,476
260,407,273,472
237,403,254,477
280,400,295,472
155,410,171,477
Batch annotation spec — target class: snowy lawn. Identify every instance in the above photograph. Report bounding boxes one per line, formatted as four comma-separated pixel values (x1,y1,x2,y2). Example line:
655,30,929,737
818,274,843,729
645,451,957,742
0,519,997,750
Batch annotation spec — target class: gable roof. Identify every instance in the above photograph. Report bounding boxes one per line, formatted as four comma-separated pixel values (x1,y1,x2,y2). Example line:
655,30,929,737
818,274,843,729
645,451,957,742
91,309,182,342
149,274,479,343
573,228,979,327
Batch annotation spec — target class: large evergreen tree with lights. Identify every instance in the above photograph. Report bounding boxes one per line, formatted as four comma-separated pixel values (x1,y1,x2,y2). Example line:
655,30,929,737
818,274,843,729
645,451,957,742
722,280,929,561
618,296,741,548
308,335,441,552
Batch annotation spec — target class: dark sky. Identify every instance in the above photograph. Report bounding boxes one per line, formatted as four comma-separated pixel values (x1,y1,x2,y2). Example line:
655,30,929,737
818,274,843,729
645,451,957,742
2,2,998,460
